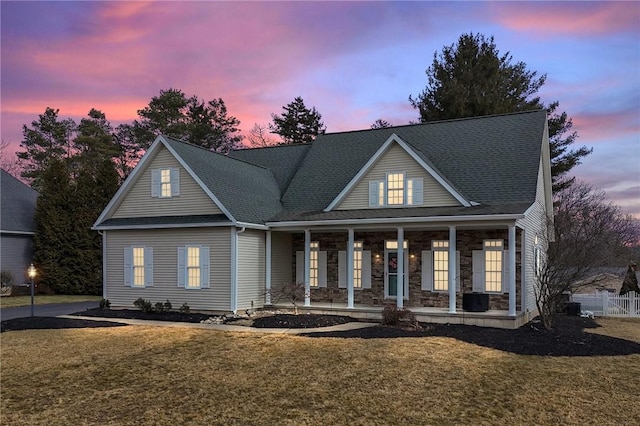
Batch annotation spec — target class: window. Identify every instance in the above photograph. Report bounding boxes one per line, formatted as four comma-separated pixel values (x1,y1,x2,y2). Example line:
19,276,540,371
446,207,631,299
484,240,503,292
124,246,153,287
353,241,363,289
186,246,201,289
160,169,172,197
132,247,146,287
387,173,404,205
385,240,408,250
178,246,210,289
309,241,319,287
432,241,449,291
369,174,423,207
533,235,541,276
152,168,180,198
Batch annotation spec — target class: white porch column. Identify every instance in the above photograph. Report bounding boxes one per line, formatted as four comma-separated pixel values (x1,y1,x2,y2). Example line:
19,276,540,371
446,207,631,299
508,225,516,316
397,226,404,309
448,225,457,313
304,229,311,307
265,231,272,305
347,228,355,309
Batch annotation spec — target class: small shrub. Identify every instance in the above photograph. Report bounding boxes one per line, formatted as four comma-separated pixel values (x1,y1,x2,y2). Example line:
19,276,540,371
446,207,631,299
99,298,111,310
1,270,15,287
163,300,172,311
154,301,166,312
133,297,154,313
382,305,418,328
179,302,190,314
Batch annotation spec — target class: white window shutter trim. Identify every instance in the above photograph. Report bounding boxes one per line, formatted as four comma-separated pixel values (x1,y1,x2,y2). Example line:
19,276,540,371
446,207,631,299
318,251,327,288
124,247,133,287
177,247,186,288
369,180,379,207
472,250,484,292
296,251,304,284
421,250,433,291
171,167,180,196
151,169,160,197
338,251,346,288
362,251,372,289
201,246,210,288
411,178,423,205
145,247,153,287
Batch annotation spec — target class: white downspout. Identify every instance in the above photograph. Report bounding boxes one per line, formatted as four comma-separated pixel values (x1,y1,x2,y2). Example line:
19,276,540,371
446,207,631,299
231,226,246,314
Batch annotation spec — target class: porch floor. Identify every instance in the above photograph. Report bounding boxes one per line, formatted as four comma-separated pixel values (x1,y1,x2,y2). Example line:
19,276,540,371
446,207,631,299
268,302,535,329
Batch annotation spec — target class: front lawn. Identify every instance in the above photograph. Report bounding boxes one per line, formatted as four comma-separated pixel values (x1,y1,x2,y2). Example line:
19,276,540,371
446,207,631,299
0,294,101,308
1,318,639,425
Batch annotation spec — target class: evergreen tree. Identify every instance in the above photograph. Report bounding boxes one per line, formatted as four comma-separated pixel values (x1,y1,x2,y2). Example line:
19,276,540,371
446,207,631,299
409,33,591,191
371,119,392,129
27,108,120,295
270,96,326,144
133,88,243,153
17,107,76,191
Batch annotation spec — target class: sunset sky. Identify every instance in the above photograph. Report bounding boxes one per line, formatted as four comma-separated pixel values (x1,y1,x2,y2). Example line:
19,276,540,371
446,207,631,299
1,1,638,216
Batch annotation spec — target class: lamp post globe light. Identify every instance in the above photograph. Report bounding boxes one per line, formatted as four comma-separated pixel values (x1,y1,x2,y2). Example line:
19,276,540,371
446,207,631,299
28,263,36,317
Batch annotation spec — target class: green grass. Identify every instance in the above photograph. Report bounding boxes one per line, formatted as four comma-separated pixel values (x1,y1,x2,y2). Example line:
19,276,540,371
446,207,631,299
2,318,639,425
0,294,101,308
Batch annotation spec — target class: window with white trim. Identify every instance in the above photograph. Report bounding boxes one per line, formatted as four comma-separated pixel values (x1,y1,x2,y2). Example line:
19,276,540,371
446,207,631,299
310,241,319,287
484,240,503,292
124,246,153,288
369,173,422,207
186,246,201,289
178,245,210,289
151,168,180,198
533,234,541,277
353,241,363,289
132,247,146,287
432,241,449,291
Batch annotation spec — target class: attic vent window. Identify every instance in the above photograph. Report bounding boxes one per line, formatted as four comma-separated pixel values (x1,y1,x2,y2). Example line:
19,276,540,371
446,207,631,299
368,173,423,207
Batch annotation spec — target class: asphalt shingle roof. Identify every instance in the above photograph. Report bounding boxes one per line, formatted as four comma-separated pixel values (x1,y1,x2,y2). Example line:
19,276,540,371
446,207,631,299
1,169,38,233
101,110,546,227
162,138,283,224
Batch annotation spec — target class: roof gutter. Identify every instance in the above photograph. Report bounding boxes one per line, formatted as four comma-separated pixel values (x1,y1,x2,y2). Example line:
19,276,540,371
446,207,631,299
266,213,525,228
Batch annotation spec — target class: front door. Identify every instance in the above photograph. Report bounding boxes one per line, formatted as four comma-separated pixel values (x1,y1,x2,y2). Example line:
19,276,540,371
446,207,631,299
385,243,409,299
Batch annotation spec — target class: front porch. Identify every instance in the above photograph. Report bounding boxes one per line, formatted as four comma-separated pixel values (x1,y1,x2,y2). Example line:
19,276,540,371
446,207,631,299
269,302,537,329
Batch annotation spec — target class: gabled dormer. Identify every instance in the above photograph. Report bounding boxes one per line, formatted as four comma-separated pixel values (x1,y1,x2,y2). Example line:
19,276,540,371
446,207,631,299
325,134,472,211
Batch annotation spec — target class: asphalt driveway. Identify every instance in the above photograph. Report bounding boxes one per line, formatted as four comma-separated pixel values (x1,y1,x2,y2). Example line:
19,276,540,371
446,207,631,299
0,301,99,321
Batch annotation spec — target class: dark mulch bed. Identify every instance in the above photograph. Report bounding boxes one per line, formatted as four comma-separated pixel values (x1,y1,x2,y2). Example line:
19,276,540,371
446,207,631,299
2,309,639,357
0,316,128,332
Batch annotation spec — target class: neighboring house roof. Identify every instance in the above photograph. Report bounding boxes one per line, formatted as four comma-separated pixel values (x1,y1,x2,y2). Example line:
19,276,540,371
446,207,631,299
1,169,38,234
95,110,549,229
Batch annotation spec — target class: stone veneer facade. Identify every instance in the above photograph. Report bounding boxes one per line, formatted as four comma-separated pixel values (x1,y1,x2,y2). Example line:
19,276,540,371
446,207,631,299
290,229,522,311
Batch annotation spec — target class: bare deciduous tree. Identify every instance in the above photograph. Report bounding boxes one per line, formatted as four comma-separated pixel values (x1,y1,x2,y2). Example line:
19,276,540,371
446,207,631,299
0,140,23,178
534,181,639,329
264,281,309,314
247,123,277,148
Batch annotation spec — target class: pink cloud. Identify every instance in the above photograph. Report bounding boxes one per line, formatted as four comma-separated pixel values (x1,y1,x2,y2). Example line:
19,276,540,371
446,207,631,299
493,2,639,37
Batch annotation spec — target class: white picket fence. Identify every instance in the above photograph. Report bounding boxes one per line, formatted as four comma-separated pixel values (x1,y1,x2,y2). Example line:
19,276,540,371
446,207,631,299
570,291,640,318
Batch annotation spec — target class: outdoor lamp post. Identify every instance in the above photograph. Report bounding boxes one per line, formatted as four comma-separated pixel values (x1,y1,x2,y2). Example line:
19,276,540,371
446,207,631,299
28,263,36,317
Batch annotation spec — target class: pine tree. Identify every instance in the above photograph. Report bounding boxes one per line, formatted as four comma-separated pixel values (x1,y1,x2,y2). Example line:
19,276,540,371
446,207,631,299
270,96,326,144
409,33,591,191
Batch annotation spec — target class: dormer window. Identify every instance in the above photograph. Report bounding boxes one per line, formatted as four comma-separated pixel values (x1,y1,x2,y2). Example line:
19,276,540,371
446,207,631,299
369,172,423,207
151,168,180,198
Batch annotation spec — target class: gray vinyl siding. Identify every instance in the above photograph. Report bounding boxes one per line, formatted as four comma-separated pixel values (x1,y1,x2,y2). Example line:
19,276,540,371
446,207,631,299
105,228,231,311
110,147,223,219
516,159,548,314
270,232,292,295
0,234,33,285
236,229,266,311
336,143,460,210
